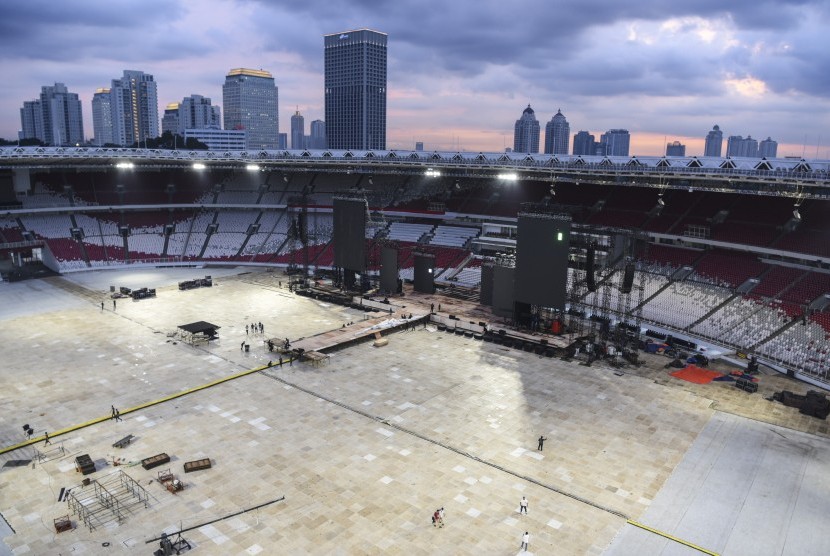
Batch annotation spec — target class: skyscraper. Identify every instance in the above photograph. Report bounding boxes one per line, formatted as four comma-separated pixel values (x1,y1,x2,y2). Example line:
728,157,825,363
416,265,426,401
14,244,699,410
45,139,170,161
19,83,84,146
572,131,596,156
666,141,686,156
161,103,180,136
726,135,758,157
179,94,221,132
324,29,387,150
600,129,630,157
91,88,114,146
108,70,159,146
759,137,778,158
291,109,305,150
544,109,570,155
704,125,723,157
223,68,279,150
513,105,540,154
310,119,326,149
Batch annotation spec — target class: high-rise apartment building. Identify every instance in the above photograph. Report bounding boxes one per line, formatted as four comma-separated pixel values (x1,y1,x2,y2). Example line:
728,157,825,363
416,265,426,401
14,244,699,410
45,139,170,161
572,131,596,156
324,29,387,150
544,109,570,155
704,125,723,157
91,88,114,146
759,137,778,158
223,68,279,150
513,105,540,154
19,83,84,146
666,141,686,156
291,109,305,149
600,129,630,157
726,135,758,157
104,70,159,146
310,120,326,149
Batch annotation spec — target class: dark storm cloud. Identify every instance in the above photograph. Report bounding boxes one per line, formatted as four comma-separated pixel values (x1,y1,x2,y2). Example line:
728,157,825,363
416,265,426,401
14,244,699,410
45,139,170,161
244,0,829,101
0,0,208,61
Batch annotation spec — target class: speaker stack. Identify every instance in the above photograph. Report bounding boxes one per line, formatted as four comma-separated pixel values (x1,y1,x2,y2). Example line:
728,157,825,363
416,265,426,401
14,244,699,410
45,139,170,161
621,263,635,294
586,243,596,292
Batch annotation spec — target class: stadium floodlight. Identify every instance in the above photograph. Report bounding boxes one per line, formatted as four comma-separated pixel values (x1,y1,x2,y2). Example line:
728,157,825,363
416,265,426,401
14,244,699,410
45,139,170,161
115,162,134,169
246,164,261,171
425,168,441,177
192,163,206,170
793,208,801,220
497,173,518,181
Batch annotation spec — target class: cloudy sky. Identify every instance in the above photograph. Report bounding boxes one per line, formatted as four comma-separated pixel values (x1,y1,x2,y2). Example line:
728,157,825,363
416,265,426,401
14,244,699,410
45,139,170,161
2,0,829,157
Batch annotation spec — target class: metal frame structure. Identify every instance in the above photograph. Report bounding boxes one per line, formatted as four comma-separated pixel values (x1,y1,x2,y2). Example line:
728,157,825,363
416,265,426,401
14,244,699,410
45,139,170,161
1,147,829,200
66,469,150,532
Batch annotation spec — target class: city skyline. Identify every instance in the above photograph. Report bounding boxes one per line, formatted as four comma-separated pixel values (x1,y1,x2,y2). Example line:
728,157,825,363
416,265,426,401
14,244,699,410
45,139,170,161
2,0,829,157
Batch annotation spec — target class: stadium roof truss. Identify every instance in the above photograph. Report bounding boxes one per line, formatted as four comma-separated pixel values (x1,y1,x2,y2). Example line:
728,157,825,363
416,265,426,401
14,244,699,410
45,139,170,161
1,147,829,200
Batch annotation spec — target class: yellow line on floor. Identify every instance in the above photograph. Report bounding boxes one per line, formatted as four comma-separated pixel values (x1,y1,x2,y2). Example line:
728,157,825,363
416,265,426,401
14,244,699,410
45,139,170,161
626,519,720,556
0,360,290,457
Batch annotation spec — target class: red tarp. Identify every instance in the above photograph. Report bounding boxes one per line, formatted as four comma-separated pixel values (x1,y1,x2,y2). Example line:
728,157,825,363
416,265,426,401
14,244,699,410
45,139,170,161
670,365,724,384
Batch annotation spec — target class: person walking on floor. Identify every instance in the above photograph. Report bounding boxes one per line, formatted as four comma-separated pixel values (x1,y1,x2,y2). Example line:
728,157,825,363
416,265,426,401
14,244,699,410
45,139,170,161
113,299,116,310
111,405,116,420
520,496,528,514
101,301,104,311
43,431,51,445
114,409,122,422
537,435,547,451
520,531,530,551
245,325,249,335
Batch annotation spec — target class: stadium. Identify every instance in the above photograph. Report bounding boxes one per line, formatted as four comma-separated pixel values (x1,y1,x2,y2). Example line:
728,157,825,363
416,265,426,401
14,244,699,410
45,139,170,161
1,146,829,554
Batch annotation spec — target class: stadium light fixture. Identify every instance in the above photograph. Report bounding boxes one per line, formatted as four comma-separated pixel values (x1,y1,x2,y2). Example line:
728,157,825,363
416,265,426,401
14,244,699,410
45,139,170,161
115,162,134,169
192,163,206,170
425,168,441,177
793,208,801,220
497,172,518,181
246,164,260,171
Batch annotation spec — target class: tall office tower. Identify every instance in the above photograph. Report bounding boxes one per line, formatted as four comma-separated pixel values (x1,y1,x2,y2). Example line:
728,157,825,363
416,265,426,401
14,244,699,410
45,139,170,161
415,141,424,151
310,119,326,149
223,68,279,150
726,135,758,157
759,137,778,158
107,70,159,146
704,124,723,157
278,133,288,150
513,105,540,153
666,141,686,156
324,29,387,150
544,109,570,155
91,88,114,146
291,109,305,149
572,130,596,156
19,83,84,145
161,103,180,135
600,129,630,157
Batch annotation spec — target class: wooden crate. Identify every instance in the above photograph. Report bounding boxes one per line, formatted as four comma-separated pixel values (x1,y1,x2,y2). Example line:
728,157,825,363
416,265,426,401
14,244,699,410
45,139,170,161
141,452,170,470
183,458,212,473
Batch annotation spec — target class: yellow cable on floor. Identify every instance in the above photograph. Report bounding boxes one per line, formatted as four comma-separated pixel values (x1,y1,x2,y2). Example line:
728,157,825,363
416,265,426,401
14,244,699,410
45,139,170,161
0,360,289,456
626,519,720,556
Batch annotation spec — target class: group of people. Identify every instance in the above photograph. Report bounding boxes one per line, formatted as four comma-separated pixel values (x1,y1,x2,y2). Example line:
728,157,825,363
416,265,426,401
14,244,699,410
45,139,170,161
431,499,533,551
245,322,265,335
110,405,122,422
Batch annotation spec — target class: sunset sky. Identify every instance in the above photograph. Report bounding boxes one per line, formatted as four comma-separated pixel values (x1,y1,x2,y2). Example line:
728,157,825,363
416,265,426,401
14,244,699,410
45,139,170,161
2,0,829,157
